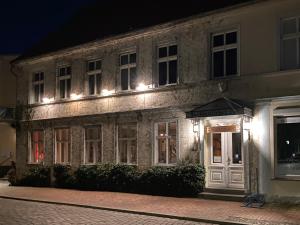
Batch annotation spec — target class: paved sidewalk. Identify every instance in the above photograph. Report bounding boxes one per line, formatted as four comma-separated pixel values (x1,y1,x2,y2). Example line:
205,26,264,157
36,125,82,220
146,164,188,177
0,181,299,225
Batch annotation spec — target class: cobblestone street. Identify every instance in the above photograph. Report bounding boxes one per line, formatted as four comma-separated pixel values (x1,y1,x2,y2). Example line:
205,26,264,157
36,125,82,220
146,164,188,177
0,198,215,225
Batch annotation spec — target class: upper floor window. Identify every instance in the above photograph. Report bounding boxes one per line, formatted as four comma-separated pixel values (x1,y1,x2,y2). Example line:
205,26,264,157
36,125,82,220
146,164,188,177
57,66,71,99
117,123,137,164
84,126,102,164
28,130,44,164
155,121,177,165
281,17,300,70
32,72,44,103
158,45,178,86
55,128,71,164
120,53,137,91
212,31,238,78
87,59,102,95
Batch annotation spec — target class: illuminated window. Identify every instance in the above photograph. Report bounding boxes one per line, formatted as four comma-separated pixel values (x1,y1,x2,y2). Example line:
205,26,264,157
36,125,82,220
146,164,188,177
281,17,300,70
211,31,238,78
32,72,44,103
57,66,71,99
84,126,102,164
55,128,70,164
158,45,178,86
29,130,44,164
120,53,137,91
117,123,137,164
87,59,102,95
155,121,177,164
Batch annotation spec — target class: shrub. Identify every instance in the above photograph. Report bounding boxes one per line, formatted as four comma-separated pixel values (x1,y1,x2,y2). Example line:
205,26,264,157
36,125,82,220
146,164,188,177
53,164,76,188
139,164,205,196
0,166,10,178
18,165,50,187
75,164,139,192
108,164,139,192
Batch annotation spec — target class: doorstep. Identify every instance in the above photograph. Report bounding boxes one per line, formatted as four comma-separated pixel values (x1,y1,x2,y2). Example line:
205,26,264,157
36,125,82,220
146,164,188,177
198,188,246,202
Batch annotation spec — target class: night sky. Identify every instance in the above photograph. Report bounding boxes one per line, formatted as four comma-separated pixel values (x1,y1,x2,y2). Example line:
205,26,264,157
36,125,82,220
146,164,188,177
0,0,95,54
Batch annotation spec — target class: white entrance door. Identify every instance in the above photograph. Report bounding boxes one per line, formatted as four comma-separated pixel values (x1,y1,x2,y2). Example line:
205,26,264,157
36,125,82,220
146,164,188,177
207,132,244,189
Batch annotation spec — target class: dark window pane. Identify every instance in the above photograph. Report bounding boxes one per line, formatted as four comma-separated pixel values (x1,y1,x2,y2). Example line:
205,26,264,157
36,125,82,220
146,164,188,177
40,72,44,81
96,73,102,94
282,39,298,70
277,122,300,176
88,62,94,71
66,79,71,98
232,133,242,164
121,55,128,65
60,80,65,98
226,48,237,76
34,85,39,102
169,60,177,84
95,60,101,70
59,68,65,76
89,75,95,95
213,34,224,47
159,47,167,58
34,73,39,82
169,45,177,56
159,62,167,85
67,66,71,75
282,18,297,35
226,32,237,45
130,67,137,90
40,84,44,100
121,69,128,90
213,51,224,77
129,53,136,64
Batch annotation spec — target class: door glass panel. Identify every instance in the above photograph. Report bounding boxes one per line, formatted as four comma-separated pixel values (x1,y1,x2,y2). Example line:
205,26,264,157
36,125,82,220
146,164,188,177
212,133,222,163
232,133,242,164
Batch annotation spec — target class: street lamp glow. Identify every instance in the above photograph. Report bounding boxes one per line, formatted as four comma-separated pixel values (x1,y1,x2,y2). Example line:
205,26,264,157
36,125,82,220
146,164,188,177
70,93,83,100
136,83,148,91
42,97,54,104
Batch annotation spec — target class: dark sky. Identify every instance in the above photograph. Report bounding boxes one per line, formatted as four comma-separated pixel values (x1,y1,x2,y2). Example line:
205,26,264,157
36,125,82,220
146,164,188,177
0,0,95,54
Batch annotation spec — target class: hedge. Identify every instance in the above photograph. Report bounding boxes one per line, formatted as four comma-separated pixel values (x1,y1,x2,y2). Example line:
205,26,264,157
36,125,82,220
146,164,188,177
12,163,205,197
18,165,51,187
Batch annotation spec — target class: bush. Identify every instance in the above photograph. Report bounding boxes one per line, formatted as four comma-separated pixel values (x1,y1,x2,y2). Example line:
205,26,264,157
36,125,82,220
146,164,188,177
139,164,205,196
75,163,204,196
75,164,139,192
0,166,10,178
53,164,76,188
18,165,50,187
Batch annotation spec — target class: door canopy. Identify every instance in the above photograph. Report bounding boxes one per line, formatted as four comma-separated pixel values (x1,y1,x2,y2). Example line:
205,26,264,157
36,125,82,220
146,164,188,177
186,97,252,119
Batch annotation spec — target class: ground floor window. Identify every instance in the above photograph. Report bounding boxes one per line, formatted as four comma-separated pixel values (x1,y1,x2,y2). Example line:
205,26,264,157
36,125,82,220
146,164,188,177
117,123,137,164
84,126,102,164
55,128,71,164
29,130,44,164
276,117,300,177
155,121,177,164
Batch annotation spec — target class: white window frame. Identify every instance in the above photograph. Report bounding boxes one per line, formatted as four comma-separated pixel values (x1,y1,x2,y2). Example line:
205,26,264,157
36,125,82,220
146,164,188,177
54,128,71,164
116,122,138,165
57,65,71,99
211,30,239,79
120,52,137,91
86,59,102,96
32,72,44,103
157,44,178,86
83,125,103,165
28,130,45,164
154,120,179,165
280,16,300,70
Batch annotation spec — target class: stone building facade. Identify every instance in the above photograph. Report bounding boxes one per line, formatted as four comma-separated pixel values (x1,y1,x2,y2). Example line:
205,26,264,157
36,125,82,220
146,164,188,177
12,0,300,202
0,55,16,168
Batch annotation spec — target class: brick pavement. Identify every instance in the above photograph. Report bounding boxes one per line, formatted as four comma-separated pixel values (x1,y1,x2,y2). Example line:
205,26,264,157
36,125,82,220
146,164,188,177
0,181,299,225
0,198,214,225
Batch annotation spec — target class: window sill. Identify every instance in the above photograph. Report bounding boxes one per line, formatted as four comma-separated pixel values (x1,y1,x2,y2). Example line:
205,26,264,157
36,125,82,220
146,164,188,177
154,163,177,167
